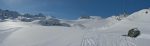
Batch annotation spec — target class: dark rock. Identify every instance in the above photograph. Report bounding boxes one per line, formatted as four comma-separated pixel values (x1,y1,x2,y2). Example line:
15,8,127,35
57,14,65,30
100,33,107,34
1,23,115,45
127,28,140,38
79,16,91,19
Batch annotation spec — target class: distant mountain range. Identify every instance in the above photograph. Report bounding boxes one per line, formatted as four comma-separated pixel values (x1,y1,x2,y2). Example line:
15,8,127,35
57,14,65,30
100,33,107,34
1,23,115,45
0,9,128,27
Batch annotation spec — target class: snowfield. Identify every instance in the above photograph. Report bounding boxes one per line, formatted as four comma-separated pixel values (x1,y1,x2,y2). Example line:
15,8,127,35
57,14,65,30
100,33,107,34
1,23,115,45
0,8,150,46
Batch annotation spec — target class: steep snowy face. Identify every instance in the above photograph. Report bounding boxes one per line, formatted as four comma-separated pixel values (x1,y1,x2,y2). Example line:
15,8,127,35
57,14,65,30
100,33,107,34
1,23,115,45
92,9,150,46
126,9,150,23
104,15,126,26
103,9,150,38
103,9,150,32
74,15,127,29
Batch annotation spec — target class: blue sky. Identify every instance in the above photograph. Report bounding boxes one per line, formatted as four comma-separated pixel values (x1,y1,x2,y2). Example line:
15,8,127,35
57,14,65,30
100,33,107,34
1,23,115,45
0,0,150,19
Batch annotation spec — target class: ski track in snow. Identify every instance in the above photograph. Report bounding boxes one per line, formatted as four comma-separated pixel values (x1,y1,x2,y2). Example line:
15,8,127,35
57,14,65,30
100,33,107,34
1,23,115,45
81,29,98,46
0,27,22,44
81,29,137,46
0,27,22,33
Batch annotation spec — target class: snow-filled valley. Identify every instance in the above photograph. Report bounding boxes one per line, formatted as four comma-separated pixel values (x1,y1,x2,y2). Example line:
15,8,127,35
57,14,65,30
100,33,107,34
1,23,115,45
0,8,150,46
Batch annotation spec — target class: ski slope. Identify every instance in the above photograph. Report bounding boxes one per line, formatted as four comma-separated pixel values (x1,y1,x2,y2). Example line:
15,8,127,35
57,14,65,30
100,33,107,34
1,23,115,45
0,9,150,46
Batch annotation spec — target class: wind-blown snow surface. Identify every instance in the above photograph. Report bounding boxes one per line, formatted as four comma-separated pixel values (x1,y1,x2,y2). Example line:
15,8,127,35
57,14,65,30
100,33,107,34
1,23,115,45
0,9,150,46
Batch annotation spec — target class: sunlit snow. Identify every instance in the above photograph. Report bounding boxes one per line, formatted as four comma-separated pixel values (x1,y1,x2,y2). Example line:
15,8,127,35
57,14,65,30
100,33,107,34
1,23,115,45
0,8,150,46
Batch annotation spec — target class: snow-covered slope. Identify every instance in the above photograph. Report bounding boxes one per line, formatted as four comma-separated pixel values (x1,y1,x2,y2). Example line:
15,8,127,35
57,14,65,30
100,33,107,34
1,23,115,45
0,8,150,46
98,9,150,46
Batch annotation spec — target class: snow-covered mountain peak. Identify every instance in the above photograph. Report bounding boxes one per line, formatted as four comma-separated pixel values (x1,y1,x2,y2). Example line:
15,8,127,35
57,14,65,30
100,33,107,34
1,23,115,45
124,9,150,23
